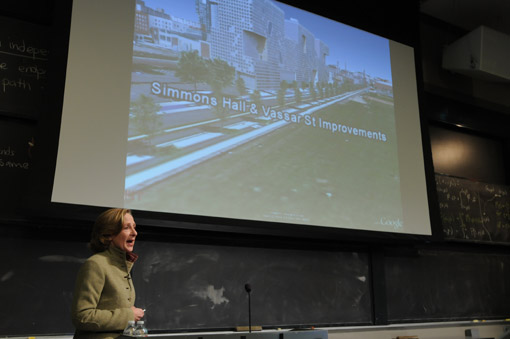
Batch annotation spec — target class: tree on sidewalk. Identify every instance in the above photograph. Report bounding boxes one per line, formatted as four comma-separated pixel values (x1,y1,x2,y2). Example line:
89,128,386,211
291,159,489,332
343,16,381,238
174,50,208,92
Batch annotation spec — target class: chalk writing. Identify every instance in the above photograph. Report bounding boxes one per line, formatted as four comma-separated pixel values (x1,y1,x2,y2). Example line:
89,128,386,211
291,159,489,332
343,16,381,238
0,145,30,171
1,77,32,93
435,173,510,244
0,17,49,118
6,39,49,60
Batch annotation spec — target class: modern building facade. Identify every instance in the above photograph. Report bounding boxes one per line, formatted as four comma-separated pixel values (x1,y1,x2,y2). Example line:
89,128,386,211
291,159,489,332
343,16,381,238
136,0,332,91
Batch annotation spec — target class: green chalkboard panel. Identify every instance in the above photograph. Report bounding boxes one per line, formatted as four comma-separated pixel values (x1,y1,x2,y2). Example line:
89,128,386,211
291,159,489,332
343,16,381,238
435,173,510,244
0,237,372,335
134,241,372,331
385,249,510,322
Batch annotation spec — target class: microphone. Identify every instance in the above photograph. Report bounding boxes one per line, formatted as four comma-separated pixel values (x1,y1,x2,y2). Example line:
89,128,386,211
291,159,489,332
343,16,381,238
245,283,252,333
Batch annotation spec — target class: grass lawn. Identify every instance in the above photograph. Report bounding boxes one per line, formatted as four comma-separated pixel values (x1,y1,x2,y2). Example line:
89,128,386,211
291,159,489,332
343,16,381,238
128,95,404,232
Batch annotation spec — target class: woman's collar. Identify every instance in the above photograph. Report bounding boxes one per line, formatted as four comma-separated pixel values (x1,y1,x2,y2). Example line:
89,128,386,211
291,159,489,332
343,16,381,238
108,244,138,263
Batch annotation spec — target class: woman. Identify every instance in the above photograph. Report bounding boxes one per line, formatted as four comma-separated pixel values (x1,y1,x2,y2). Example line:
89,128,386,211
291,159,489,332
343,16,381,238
71,208,145,339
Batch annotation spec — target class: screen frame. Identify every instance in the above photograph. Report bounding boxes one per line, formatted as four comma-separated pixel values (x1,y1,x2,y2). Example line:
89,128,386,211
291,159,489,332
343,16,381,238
31,0,440,244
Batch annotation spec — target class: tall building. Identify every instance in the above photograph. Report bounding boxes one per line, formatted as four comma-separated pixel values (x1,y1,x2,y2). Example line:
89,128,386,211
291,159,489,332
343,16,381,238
283,17,330,88
137,0,331,91
197,0,286,90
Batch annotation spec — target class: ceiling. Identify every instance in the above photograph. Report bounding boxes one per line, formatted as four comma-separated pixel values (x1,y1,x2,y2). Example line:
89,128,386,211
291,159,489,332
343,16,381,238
420,0,510,35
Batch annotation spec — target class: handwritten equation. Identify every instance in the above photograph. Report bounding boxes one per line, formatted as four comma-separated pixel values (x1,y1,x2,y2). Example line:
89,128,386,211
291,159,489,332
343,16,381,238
435,173,510,243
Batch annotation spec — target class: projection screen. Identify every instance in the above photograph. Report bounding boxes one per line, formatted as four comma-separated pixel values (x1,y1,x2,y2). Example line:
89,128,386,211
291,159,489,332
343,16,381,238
53,0,431,235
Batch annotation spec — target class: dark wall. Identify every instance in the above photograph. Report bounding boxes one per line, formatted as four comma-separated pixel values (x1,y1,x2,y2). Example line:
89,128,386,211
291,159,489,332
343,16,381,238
429,125,507,184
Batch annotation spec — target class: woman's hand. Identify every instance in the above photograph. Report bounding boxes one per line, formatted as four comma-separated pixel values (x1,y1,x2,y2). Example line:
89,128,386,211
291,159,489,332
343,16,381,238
131,306,145,321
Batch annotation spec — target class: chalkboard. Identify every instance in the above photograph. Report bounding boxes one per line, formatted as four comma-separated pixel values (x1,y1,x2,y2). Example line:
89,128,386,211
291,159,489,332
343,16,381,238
0,15,50,212
384,249,510,323
435,173,510,244
134,242,371,331
0,16,49,119
0,237,371,336
0,236,85,336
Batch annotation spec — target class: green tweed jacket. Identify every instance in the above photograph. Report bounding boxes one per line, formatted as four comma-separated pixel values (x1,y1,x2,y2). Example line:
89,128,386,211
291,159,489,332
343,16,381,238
71,245,136,339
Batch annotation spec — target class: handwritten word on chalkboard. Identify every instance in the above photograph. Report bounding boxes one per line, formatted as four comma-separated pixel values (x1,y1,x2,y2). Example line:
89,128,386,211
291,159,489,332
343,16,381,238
0,16,49,119
435,173,510,244
0,141,33,170
0,119,36,208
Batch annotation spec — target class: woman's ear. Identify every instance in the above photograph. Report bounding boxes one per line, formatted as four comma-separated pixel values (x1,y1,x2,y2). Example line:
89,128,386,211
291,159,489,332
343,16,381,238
100,234,112,245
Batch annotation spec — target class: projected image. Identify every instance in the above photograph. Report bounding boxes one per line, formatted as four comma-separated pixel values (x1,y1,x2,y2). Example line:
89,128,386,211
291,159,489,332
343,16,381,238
125,0,402,231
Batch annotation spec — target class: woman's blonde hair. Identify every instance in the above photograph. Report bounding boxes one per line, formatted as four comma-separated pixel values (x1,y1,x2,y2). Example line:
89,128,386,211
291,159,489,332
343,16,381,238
89,208,132,253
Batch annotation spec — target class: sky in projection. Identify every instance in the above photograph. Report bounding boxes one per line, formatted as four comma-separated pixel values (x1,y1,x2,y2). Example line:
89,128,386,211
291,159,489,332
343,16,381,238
142,0,392,81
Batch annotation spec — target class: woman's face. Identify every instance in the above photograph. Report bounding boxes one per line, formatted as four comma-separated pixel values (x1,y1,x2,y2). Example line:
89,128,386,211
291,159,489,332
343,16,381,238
111,213,137,252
